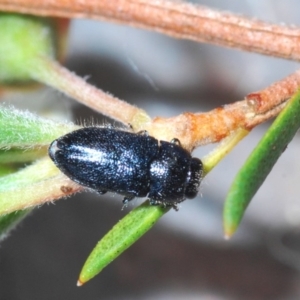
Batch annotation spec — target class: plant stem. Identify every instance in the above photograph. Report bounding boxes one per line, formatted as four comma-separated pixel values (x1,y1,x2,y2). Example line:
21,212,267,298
32,57,151,128
143,68,300,151
1,0,300,61
0,158,82,215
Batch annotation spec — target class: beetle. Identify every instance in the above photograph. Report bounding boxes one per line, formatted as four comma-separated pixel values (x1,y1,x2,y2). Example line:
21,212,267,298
48,127,203,209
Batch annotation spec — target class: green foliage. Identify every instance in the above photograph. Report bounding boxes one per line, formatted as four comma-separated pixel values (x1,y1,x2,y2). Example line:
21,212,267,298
79,201,170,284
224,90,300,236
0,106,77,215
0,210,31,241
0,13,56,84
1,11,299,286
0,106,75,148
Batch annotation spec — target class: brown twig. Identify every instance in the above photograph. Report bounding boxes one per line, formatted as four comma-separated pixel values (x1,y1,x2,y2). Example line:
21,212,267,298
29,55,300,151
1,0,300,61
246,69,300,113
142,69,300,151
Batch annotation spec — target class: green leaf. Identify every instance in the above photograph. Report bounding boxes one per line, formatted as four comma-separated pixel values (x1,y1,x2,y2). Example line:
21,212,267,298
202,128,249,175
78,201,170,285
0,106,78,215
0,13,56,84
224,90,300,237
0,148,47,164
0,106,76,148
0,158,61,214
0,164,32,240
0,209,31,241
0,165,16,177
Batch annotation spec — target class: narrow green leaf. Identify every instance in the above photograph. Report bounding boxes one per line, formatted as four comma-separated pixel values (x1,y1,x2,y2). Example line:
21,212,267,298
0,209,31,241
0,158,61,215
0,106,76,148
224,90,300,237
0,13,56,84
0,164,32,240
0,157,59,192
0,165,16,177
0,106,79,215
78,202,170,285
0,148,47,164
202,128,249,175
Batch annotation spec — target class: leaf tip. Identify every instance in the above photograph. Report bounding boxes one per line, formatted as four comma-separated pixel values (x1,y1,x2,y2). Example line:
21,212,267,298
224,232,232,240
77,279,84,287
223,223,237,239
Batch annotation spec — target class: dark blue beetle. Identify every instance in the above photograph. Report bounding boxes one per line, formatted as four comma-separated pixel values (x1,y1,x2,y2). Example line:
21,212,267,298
48,127,203,209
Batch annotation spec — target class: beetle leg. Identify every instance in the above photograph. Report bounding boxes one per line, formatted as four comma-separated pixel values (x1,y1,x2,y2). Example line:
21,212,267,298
170,138,181,146
137,130,149,136
122,195,134,205
171,203,179,211
97,190,107,195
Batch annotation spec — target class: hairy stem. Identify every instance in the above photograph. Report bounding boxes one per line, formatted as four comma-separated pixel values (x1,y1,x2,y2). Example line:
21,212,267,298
31,57,151,128
1,0,300,60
